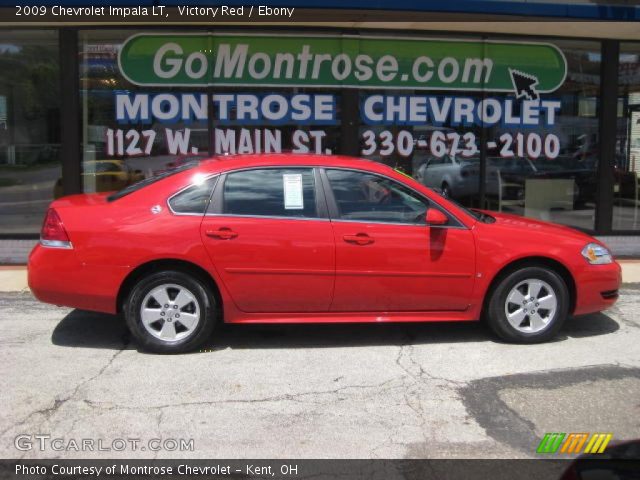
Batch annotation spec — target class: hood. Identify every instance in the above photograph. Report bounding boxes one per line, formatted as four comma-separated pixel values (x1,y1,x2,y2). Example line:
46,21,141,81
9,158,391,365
483,211,596,243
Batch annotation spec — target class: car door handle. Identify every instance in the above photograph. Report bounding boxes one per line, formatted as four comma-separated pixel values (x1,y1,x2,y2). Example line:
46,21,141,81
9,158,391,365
343,233,374,245
206,228,238,240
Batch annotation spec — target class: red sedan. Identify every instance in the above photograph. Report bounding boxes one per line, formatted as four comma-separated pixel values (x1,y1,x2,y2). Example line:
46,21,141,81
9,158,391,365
29,154,621,353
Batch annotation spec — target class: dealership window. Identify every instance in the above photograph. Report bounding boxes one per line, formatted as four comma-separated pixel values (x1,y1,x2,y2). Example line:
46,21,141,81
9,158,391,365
209,86,342,155
74,30,613,233
358,91,484,209
357,37,486,212
79,30,210,195
613,42,640,231
79,30,342,197
0,30,60,234
481,39,601,231
354,38,601,231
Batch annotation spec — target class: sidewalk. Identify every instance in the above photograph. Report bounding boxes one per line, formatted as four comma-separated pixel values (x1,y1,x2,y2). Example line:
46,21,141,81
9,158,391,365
2,261,639,293
0,266,28,292
621,260,640,283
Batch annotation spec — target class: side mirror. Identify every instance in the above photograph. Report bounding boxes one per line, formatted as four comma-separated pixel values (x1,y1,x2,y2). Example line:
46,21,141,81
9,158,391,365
425,208,448,226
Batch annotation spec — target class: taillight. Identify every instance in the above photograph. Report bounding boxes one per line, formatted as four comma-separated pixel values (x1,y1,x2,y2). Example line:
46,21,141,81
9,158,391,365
40,208,72,249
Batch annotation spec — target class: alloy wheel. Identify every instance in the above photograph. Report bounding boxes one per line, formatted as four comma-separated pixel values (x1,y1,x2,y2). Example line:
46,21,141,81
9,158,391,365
504,279,558,333
140,283,201,342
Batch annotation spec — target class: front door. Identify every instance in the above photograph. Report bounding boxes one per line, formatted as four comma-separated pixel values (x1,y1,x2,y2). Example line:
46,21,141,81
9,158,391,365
200,167,335,313
323,168,475,312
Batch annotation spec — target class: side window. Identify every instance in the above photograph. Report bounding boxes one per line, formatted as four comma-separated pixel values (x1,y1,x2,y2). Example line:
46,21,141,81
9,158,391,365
169,176,218,214
326,169,428,224
223,168,318,218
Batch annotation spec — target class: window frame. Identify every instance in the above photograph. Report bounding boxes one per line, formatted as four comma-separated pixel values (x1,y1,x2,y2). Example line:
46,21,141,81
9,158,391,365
167,174,219,216
206,166,329,221
320,167,465,228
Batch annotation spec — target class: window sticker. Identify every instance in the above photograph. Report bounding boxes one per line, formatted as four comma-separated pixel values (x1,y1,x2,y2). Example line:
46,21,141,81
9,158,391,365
283,174,304,209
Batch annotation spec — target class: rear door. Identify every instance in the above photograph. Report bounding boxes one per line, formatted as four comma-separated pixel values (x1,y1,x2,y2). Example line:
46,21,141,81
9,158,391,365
200,167,335,313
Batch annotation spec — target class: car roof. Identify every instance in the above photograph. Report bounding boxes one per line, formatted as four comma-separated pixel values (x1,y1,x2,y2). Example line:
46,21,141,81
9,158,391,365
195,153,395,175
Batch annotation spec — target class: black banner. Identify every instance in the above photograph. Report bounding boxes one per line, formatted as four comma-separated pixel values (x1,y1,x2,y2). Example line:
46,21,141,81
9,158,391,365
0,6,621,24
2,459,640,480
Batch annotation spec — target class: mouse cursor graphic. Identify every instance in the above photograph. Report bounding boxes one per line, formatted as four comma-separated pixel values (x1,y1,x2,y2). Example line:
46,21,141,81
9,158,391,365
509,68,540,101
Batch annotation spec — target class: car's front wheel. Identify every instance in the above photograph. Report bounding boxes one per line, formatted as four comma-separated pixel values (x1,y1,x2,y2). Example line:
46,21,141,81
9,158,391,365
124,270,217,353
486,266,569,343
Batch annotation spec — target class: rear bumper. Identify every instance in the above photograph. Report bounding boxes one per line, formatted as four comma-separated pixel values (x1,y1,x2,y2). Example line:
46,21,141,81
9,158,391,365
28,244,124,314
573,261,622,316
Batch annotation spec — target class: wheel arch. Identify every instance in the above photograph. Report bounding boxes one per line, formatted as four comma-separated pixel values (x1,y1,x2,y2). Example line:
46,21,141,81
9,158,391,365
482,256,577,316
116,258,222,315
440,179,452,197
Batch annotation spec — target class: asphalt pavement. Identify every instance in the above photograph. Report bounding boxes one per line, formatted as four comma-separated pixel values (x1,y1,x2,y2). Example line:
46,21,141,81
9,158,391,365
0,286,639,459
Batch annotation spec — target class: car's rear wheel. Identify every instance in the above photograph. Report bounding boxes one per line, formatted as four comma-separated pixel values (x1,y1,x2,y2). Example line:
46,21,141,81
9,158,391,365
486,266,569,343
124,270,216,353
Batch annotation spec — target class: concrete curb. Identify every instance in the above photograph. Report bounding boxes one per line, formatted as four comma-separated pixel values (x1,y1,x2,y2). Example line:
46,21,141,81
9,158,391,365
1,262,639,293
621,260,640,284
0,266,28,293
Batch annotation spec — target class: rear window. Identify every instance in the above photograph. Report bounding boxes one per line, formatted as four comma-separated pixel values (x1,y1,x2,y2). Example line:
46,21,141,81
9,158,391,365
106,161,199,202
169,176,218,214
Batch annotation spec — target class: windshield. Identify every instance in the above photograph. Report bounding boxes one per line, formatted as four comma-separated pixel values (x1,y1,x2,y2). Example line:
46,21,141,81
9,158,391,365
106,161,200,202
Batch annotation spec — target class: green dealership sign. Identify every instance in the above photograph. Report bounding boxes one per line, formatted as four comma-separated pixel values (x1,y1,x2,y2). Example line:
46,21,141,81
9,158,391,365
119,34,567,98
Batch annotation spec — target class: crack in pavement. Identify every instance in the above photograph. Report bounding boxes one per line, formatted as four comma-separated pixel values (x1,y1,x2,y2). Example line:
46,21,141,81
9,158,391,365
1,335,129,440
80,378,403,414
395,336,466,388
370,334,470,458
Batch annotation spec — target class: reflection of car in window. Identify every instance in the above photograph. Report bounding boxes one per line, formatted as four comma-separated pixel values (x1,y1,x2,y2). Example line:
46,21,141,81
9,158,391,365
53,160,144,198
410,126,456,175
415,153,598,210
414,154,480,199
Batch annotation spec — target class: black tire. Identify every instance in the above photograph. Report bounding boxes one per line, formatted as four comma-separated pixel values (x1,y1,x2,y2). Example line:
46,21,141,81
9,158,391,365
124,270,217,353
486,266,569,343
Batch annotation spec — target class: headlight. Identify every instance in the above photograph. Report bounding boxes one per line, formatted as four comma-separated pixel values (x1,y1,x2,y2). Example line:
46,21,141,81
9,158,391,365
581,243,613,265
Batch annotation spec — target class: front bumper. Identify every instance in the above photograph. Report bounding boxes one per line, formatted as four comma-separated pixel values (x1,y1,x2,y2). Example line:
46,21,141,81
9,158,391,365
573,261,622,316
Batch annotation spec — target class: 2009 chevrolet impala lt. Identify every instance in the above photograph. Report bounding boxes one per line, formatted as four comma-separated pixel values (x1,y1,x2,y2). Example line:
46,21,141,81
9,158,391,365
28,154,621,353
